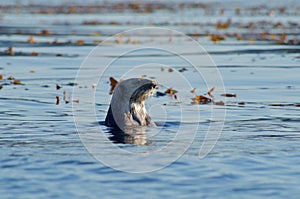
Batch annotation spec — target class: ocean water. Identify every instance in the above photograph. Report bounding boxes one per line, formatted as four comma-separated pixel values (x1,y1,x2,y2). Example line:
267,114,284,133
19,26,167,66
1,1,300,198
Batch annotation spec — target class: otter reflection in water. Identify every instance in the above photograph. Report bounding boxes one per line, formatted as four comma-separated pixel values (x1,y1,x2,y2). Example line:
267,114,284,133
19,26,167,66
104,78,157,145
106,126,149,145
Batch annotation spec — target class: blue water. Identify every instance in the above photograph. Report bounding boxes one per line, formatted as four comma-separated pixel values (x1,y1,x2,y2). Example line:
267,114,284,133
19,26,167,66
1,1,300,198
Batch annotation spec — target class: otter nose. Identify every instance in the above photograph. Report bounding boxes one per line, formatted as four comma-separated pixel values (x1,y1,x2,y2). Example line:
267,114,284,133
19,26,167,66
152,82,158,89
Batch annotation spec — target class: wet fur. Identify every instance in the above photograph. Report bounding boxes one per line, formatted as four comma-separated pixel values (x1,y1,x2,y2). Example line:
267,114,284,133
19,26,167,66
105,78,157,129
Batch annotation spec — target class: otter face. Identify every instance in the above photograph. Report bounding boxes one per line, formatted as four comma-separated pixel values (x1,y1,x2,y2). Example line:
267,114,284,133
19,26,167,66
130,82,158,103
117,78,157,103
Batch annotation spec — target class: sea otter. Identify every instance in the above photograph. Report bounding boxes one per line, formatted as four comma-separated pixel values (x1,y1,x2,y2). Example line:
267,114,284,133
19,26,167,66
105,78,157,129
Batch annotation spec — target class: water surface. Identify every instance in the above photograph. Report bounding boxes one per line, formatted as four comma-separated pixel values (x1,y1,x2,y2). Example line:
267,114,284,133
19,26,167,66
1,1,300,198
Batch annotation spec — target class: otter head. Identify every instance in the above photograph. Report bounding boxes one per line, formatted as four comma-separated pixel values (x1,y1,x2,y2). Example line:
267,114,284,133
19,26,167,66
105,78,157,129
114,78,156,102
127,78,158,104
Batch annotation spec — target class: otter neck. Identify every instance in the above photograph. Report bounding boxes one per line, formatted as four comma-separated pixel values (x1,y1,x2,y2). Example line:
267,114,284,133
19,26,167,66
129,101,147,125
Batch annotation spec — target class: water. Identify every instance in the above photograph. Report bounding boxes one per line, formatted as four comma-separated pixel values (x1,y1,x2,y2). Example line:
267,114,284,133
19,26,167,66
1,1,300,198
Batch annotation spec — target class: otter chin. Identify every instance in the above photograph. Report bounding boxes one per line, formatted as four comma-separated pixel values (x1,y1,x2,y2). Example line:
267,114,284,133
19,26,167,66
105,78,157,129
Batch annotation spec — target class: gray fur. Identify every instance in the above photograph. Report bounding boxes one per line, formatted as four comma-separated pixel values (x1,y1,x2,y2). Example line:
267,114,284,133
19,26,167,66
105,78,157,129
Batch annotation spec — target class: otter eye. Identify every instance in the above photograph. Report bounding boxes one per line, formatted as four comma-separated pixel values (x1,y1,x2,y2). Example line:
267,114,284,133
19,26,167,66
152,84,158,89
